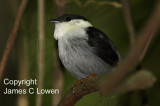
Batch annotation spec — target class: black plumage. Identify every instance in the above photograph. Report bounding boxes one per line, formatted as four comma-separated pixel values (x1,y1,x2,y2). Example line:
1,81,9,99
50,14,88,22
86,27,119,66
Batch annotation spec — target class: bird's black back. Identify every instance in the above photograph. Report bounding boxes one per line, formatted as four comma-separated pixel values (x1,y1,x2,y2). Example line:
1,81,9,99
86,27,120,66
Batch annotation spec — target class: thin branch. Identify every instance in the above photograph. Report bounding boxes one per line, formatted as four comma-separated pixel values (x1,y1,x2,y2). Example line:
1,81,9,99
67,0,122,8
58,70,156,106
17,38,29,106
121,1,153,105
0,0,28,81
58,3,160,106
52,0,66,106
120,1,136,105
58,77,99,106
101,3,160,95
55,0,66,7
84,0,122,8
139,31,154,63
121,0,135,48
36,0,45,106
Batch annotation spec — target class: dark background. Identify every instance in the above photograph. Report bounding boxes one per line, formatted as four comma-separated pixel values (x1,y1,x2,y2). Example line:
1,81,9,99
0,0,160,106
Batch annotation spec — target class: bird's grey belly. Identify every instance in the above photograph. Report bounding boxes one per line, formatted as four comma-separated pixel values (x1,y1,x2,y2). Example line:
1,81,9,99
58,38,112,79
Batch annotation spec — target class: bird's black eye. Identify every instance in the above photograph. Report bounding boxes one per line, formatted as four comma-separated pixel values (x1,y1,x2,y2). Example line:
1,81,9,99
66,17,71,21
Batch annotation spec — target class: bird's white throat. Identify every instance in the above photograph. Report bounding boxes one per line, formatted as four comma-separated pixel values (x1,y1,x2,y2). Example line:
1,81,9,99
54,19,92,40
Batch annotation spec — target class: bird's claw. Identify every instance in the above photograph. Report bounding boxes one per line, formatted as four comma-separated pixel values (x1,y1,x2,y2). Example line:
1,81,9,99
72,73,97,93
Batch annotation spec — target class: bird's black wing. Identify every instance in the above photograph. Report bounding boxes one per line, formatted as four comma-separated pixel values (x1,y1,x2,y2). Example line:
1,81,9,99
86,27,120,66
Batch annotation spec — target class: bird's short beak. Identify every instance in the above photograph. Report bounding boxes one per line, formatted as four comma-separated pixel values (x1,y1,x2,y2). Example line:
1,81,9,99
49,19,59,23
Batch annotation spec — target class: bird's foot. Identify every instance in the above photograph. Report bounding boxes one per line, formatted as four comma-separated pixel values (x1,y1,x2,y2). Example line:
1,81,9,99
82,73,97,86
72,73,97,93
72,80,82,93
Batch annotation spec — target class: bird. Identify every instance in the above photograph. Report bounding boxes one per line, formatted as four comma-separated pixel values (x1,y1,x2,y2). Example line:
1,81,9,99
50,14,121,81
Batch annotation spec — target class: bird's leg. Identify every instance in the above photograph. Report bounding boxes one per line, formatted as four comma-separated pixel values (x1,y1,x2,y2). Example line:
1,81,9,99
72,80,82,93
82,73,97,85
72,73,97,93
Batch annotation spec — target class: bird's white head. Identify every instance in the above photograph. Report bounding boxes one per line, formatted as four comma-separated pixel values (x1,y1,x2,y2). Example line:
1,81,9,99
50,14,92,40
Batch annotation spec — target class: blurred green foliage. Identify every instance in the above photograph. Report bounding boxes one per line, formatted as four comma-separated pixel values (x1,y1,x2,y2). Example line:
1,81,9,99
0,0,160,106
